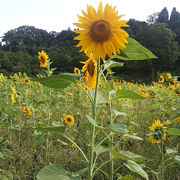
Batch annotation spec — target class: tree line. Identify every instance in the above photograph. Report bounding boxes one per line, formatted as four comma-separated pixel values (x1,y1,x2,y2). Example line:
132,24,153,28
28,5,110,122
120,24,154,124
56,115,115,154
0,7,180,82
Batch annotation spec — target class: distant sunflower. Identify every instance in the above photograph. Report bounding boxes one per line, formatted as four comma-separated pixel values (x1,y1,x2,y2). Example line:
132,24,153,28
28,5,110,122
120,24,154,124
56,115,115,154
166,73,172,81
24,77,30,84
81,54,97,89
73,2,129,60
23,107,32,116
74,67,81,74
158,75,164,84
148,120,166,144
38,50,49,68
64,115,74,126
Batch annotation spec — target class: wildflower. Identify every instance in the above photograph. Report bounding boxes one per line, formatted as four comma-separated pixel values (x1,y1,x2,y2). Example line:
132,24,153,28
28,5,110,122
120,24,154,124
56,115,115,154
38,50,49,68
24,77,30,84
23,107,32,116
166,73,172,81
148,120,166,144
81,54,97,89
158,75,164,83
73,2,129,60
64,115,74,126
74,67,80,74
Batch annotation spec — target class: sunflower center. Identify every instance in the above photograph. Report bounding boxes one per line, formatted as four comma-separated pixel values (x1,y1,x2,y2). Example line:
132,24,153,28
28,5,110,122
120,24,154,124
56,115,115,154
67,118,72,122
87,61,95,76
90,20,111,42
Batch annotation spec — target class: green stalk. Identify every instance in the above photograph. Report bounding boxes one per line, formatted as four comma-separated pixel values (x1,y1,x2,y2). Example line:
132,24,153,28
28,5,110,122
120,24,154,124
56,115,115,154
102,71,114,180
88,58,101,180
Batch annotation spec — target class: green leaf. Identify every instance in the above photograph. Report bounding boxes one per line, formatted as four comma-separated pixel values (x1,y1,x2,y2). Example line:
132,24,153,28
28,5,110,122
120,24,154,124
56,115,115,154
113,110,127,117
0,169,13,180
114,90,145,100
34,134,49,145
31,73,79,89
174,155,180,165
34,126,66,135
120,174,134,180
122,134,143,141
111,149,145,163
113,37,157,61
36,164,69,180
75,167,88,176
105,124,129,134
168,128,180,136
86,115,103,129
103,60,124,70
166,148,178,154
70,176,82,180
94,143,110,156
123,160,149,180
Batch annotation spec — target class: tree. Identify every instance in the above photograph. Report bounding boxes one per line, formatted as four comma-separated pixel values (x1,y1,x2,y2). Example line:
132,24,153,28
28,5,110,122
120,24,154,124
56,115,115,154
169,7,180,43
157,7,169,23
147,12,159,24
135,23,179,76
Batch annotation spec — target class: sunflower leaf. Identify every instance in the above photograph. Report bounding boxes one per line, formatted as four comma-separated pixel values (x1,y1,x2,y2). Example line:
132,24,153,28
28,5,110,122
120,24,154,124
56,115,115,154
34,126,66,135
31,73,80,89
103,60,124,70
114,90,145,99
113,37,157,61
123,160,149,180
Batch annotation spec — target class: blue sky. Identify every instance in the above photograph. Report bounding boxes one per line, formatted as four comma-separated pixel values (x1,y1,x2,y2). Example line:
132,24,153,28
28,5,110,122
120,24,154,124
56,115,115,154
0,0,179,38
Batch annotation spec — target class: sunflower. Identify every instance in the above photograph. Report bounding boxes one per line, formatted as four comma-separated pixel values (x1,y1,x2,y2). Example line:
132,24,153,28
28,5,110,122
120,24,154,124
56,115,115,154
24,77,30,84
64,115,74,126
166,73,172,81
148,120,166,144
38,50,49,68
23,107,32,116
73,2,129,60
74,67,81,74
81,54,97,89
158,75,164,84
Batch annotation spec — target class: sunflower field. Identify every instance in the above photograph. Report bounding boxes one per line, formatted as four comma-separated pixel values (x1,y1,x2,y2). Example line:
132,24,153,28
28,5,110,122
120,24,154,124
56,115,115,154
1,2,180,180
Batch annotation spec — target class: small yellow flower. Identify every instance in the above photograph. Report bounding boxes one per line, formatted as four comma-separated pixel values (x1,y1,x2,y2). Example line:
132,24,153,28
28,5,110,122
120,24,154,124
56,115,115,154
64,115,74,126
74,67,80,74
158,75,164,83
38,50,49,68
24,77,30,84
148,120,166,144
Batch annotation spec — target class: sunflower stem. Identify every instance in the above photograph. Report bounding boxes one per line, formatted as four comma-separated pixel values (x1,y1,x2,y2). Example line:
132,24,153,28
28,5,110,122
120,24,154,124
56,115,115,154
88,58,100,180
102,69,114,180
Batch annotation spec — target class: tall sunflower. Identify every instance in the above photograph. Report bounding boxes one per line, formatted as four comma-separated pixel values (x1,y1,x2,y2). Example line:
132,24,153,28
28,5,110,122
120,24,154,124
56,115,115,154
38,50,49,68
81,54,97,89
73,2,129,60
148,120,166,144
